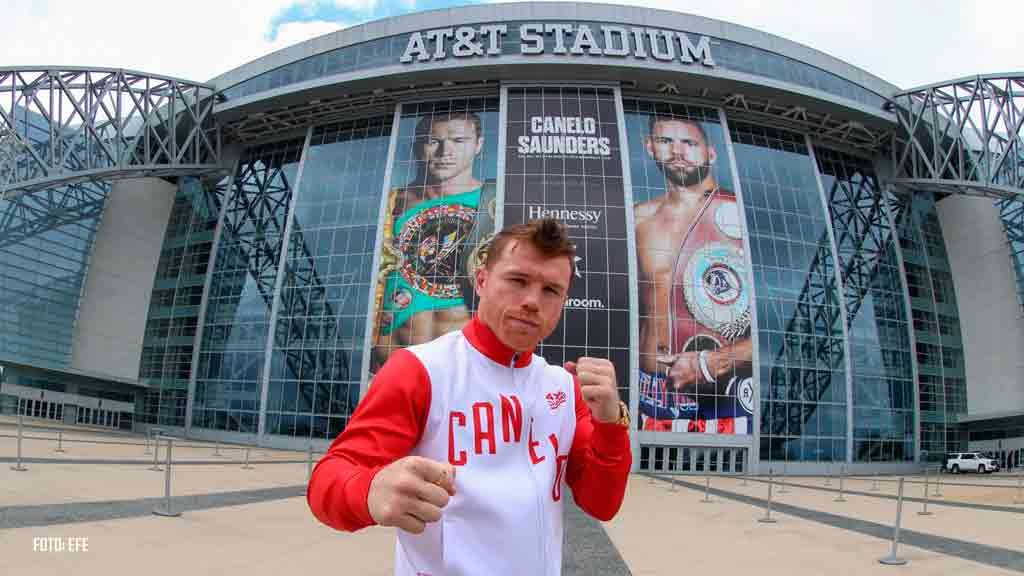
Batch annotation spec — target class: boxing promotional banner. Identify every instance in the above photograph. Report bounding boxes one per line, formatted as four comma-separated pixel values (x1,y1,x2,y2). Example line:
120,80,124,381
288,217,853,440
370,98,500,374
504,86,631,398
624,99,753,435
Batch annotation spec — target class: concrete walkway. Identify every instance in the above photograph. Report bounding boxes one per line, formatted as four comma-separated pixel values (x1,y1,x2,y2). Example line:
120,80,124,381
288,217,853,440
4,420,1023,575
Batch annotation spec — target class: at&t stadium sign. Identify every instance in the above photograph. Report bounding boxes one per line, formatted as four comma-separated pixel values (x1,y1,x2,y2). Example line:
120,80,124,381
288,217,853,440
400,23,716,67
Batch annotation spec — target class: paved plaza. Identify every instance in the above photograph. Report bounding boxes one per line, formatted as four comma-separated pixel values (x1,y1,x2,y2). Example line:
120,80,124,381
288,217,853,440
3,416,1023,575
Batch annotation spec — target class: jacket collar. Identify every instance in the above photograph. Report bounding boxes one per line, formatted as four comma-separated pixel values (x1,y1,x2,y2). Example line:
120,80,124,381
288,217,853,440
463,315,534,368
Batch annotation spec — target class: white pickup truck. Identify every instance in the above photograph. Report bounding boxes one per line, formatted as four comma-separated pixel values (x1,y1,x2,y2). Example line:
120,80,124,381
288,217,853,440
946,452,1000,474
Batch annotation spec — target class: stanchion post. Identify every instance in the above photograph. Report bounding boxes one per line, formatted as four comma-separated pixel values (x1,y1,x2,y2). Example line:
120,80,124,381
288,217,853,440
701,475,712,503
213,438,222,458
932,466,943,497
306,443,314,482
825,463,832,486
670,475,678,492
740,473,748,487
871,471,879,491
918,473,932,516
55,429,65,453
149,436,162,471
835,471,847,502
144,428,152,455
878,477,908,565
778,462,789,494
10,412,28,471
153,437,181,517
1014,475,1023,505
758,468,777,524
242,447,253,470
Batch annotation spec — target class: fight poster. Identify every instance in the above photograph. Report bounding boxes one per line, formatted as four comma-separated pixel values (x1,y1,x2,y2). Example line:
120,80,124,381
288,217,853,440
624,100,754,435
503,87,631,401
370,98,500,373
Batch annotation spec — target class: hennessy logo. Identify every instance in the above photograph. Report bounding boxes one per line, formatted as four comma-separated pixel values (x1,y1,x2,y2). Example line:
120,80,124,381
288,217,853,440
545,391,567,411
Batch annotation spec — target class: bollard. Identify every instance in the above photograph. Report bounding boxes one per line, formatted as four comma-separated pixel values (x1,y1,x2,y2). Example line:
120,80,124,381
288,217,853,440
144,429,152,455
834,472,847,502
213,438,222,458
670,475,678,492
871,472,879,491
918,474,933,516
10,412,28,472
153,437,181,517
740,473,749,487
55,429,65,453
778,463,789,494
306,443,314,482
701,475,712,503
878,477,908,565
825,463,832,486
1014,475,1023,505
932,467,943,497
648,473,655,485
242,447,253,470
758,468,777,523
149,437,163,471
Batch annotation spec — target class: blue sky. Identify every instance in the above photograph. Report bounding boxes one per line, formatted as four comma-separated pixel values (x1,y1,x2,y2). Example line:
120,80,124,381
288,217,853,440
267,0,460,41
3,0,1022,87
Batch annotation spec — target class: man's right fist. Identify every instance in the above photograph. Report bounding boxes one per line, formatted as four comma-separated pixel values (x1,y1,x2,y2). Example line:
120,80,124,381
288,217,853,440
367,456,456,534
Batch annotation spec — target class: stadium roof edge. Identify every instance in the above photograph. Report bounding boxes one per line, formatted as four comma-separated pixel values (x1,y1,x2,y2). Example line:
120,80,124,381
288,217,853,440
207,2,900,99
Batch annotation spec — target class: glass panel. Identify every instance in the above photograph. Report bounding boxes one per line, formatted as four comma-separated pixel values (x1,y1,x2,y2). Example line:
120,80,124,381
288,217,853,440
138,177,227,427
264,114,394,441
193,139,305,435
729,121,846,463
815,147,913,462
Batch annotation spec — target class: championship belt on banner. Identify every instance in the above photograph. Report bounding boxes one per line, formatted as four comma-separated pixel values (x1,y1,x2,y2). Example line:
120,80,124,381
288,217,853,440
375,184,496,339
670,188,750,354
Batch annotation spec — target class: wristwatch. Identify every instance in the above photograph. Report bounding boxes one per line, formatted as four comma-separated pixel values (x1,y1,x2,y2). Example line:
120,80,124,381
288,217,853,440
615,401,630,428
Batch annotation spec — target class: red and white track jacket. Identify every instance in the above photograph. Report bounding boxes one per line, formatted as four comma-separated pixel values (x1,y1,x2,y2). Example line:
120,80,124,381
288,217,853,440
307,316,632,575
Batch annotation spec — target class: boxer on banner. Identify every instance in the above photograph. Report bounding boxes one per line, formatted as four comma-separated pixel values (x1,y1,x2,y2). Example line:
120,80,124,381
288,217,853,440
373,111,497,372
634,116,754,433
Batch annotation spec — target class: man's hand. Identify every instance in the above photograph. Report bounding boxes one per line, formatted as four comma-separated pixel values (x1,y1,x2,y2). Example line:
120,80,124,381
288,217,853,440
656,352,702,394
565,357,620,423
367,456,456,534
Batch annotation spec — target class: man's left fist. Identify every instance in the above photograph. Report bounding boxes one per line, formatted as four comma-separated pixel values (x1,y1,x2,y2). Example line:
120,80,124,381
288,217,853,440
564,357,620,423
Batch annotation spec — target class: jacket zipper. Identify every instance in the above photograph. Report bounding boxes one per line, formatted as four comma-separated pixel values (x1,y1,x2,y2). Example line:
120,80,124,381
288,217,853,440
512,352,549,574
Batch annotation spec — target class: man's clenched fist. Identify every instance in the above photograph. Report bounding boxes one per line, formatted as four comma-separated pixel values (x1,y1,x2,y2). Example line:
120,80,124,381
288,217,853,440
368,456,456,534
565,357,620,423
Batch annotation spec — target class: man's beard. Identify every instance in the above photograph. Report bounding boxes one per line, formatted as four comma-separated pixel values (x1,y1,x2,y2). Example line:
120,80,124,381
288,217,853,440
659,162,709,188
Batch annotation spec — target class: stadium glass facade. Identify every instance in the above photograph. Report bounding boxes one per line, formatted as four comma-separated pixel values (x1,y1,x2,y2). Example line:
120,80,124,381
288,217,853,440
2,3,1023,473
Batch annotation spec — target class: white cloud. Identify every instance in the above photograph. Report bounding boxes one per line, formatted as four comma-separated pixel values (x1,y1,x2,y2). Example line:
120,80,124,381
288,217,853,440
1,0,344,83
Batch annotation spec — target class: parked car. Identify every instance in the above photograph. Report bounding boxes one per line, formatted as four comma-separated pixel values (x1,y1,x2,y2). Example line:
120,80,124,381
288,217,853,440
946,452,1000,474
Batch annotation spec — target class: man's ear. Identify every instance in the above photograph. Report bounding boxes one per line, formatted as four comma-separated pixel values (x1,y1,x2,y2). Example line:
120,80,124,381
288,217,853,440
708,146,717,166
474,265,488,296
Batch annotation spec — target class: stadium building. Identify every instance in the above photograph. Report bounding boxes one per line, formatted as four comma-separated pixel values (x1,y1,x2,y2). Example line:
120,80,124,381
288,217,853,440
2,3,1022,474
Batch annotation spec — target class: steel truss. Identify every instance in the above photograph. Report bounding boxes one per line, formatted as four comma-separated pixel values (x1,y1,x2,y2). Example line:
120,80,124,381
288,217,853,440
0,180,108,251
891,74,1024,200
0,67,221,198
208,143,346,394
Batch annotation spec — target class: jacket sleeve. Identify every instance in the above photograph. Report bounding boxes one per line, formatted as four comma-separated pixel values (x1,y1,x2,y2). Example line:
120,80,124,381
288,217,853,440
306,349,431,532
565,376,632,521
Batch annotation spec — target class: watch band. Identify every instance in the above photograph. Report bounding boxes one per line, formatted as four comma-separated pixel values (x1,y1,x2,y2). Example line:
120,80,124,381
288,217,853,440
698,350,716,384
